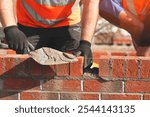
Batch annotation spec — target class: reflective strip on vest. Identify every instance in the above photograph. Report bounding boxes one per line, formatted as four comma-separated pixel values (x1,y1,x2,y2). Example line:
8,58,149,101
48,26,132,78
125,0,150,16
35,0,75,6
71,0,80,12
21,0,80,26
125,0,137,15
140,1,150,15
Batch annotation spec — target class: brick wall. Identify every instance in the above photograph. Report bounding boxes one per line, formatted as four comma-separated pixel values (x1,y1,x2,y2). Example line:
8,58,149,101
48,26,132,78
0,49,150,100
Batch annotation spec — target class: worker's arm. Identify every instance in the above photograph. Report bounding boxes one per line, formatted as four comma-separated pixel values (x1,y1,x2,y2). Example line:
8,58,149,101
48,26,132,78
74,0,100,69
0,0,33,54
0,0,17,27
81,0,99,43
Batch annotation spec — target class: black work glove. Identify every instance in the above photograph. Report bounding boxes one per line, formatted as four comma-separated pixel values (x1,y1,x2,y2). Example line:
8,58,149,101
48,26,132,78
73,40,93,70
61,39,80,51
4,26,34,54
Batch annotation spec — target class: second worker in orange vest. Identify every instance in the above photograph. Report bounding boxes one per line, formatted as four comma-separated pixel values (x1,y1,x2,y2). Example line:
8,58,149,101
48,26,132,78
0,0,100,69
99,0,150,56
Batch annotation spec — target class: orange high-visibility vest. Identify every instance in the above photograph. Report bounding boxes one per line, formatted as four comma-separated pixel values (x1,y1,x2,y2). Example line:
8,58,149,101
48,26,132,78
122,0,150,21
17,0,81,28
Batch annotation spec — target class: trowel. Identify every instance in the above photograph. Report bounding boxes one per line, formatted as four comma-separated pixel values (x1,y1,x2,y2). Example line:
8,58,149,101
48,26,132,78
29,47,78,65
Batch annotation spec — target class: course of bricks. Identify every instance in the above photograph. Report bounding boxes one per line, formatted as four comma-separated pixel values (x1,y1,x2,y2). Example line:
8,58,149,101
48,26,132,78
0,49,150,100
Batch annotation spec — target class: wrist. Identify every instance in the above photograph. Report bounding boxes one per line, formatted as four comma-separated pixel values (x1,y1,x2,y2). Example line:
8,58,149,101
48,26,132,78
80,40,91,47
4,25,18,33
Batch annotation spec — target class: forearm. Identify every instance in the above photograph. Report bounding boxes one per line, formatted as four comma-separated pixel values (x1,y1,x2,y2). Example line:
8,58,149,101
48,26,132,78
81,0,100,43
0,0,17,27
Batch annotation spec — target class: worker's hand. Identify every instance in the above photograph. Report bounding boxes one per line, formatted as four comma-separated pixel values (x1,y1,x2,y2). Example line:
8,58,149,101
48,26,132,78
61,39,80,51
4,26,33,54
73,40,93,70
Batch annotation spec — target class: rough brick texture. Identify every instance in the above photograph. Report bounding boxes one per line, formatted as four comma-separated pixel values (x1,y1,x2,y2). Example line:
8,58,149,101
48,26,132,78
0,49,150,100
20,92,59,100
101,93,141,100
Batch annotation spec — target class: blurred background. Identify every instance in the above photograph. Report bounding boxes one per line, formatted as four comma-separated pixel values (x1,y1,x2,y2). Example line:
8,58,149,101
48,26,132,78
92,17,135,53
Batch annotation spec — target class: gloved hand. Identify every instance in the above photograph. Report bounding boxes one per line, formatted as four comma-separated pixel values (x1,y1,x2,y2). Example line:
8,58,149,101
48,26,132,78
4,26,34,54
73,40,93,70
61,39,80,51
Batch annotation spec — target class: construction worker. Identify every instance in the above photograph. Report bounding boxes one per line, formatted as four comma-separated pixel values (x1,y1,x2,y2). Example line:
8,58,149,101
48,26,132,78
0,0,100,69
99,0,150,56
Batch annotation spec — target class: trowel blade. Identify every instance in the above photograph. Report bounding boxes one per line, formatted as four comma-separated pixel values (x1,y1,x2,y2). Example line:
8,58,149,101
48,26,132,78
29,47,78,65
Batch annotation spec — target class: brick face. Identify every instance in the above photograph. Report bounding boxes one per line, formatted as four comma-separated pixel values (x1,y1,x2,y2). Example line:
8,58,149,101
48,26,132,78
30,59,42,76
42,65,56,77
0,91,18,100
7,49,16,54
126,58,138,78
111,57,125,78
93,51,108,64
1,55,30,77
143,95,150,100
43,79,81,92
60,93,99,100
99,56,110,77
3,57,15,75
102,94,141,100
0,57,2,76
140,59,150,79
125,81,150,93
128,51,137,56
56,63,69,76
70,57,83,77
111,52,127,56
3,78,40,90
20,92,59,100
14,58,30,77
84,80,123,93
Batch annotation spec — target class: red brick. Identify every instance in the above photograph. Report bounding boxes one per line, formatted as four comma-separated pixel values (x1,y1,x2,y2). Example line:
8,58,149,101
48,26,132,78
70,57,83,77
99,56,110,77
84,80,123,93
140,58,150,79
126,57,138,78
29,59,42,76
1,55,29,76
0,56,2,76
93,51,109,64
56,63,69,76
0,91,18,100
4,78,40,90
42,65,56,77
102,94,141,100
125,81,150,93
43,79,81,92
128,51,137,56
60,93,99,100
112,56,125,78
14,57,30,77
143,95,150,100
3,57,15,75
20,92,59,100
111,52,127,56
7,49,16,54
